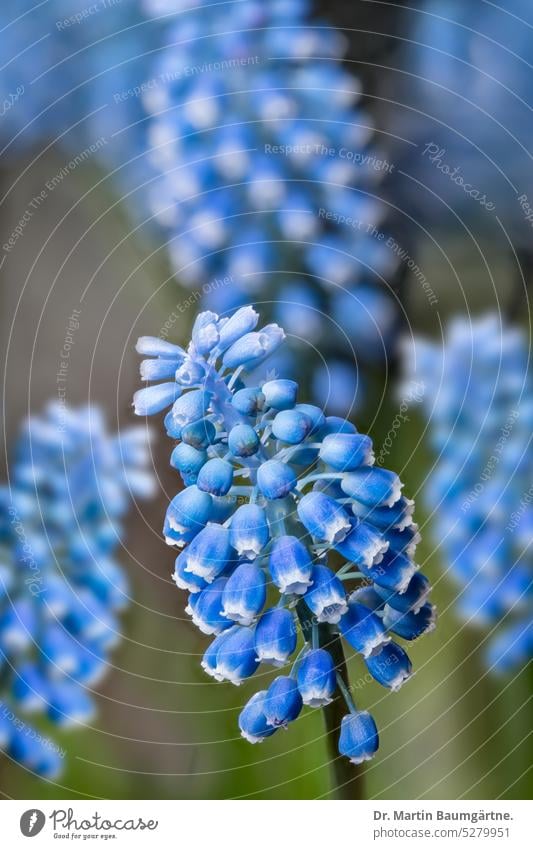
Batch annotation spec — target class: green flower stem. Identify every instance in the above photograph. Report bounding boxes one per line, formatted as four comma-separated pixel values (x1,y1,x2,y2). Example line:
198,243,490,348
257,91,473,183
336,672,357,714
312,621,319,650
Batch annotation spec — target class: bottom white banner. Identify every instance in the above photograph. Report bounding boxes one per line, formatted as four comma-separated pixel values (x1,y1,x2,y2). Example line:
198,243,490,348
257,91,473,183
2,799,530,847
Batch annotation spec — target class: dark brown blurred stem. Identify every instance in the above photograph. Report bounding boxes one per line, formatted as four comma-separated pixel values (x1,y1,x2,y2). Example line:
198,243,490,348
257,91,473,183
296,602,366,800
320,627,366,800
507,249,533,321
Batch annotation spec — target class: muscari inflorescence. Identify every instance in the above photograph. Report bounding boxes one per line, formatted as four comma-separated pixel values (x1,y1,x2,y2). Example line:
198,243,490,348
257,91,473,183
142,0,399,407
134,306,435,764
403,314,533,672
0,403,154,777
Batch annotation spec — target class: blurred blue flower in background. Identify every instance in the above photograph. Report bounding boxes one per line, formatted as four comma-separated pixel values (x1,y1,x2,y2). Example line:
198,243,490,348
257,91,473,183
0,0,159,201
390,0,533,247
0,402,154,777
134,305,434,765
141,0,400,392
403,314,533,672
0,0,403,412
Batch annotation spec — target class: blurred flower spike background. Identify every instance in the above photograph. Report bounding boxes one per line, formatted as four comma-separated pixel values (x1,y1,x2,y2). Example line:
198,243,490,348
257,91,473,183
0,404,153,778
0,0,531,800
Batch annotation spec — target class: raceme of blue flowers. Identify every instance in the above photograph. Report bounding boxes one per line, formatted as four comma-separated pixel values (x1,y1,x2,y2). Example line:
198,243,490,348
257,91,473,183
0,403,154,778
402,314,533,673
142,0,399,388
134,305,435,764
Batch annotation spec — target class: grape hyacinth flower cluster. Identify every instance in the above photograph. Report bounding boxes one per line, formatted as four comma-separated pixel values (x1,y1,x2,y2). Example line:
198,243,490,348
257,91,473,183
0,403,154,778
403,314,533,672
134,306,434,766
142,0,399,401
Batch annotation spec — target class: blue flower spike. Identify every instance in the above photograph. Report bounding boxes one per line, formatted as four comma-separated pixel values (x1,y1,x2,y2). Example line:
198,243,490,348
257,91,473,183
0,403,154,776
135,305,435,767
404,314,531,673
143,0,401,408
